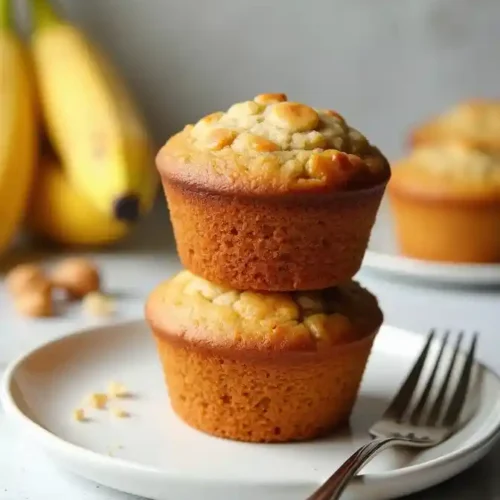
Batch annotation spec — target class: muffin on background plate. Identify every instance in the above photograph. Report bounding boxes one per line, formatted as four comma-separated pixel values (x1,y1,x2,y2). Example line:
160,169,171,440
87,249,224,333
145,270,383,443
411,99,500,150
157,93,390,291
389,142,500,263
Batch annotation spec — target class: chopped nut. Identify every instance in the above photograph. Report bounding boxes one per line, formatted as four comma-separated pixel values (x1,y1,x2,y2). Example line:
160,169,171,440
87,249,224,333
108,381,129,398
191,112,224,137
73,408,85,422
197,112,224,127
304,313,329,339
50,258,101,299
296,293,324,314
14,290,53,318
203,128,238,151
227,101,262,116
82,292,115,317
183,275,229,300
89,393,108,409
323,109,345,121
111,407,129,418
268,102,319,133
212,291,239,307
305,151,352,182
254,93,287,105
232,133,280,153
6,264,51,296
305,313,352,344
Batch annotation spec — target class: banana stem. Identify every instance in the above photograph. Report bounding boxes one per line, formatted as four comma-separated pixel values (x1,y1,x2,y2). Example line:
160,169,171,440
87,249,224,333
0,0,11,31
32,0,60,31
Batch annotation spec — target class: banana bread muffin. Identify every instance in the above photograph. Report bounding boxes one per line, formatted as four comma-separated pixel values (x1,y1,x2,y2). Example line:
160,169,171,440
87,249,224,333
411,99,500,150
157,93,390,291
389,142,500,262
145,270,383,443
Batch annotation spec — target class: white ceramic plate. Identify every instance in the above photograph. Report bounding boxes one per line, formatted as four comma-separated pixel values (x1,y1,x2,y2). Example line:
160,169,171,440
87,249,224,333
2,321,500,500
363,197,500,286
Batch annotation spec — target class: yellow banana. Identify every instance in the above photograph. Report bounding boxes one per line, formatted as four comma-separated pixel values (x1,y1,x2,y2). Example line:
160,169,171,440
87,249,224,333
27,156,129,246
30,0,158,222
0,0,37,255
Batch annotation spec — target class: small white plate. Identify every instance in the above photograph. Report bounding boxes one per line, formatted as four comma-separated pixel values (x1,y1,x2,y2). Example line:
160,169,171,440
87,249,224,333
2,321,500,500
363,197,500,286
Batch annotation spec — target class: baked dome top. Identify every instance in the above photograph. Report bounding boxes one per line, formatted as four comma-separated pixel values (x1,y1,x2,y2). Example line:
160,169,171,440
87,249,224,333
390,142,500,200
157,93,390,195
411,99,500,150
146,270,382,352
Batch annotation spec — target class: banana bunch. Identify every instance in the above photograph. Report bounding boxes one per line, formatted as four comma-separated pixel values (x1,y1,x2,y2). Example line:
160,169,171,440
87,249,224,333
0,0,158,253
0,0,37,254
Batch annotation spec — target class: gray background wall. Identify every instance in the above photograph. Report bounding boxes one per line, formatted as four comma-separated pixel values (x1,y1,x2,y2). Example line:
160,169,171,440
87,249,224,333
15,0,500,161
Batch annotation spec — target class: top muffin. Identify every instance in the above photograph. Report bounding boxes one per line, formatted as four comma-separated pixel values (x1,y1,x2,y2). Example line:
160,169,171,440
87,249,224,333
157,93,390,194
411,99,500,150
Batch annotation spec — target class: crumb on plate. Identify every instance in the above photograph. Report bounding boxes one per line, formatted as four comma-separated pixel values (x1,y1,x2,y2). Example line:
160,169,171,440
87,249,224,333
108,381,129,398
73,408,86,422
89,393,108,409
111,407,129,418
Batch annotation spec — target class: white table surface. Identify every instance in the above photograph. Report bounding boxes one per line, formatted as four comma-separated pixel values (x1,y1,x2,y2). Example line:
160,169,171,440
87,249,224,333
1,218,499,500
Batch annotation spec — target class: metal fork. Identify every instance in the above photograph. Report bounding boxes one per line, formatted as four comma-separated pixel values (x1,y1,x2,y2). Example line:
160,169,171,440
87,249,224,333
307,329,479,500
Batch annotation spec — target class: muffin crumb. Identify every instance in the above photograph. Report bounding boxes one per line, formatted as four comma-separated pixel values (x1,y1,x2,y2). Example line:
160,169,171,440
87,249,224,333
89,393,108,409
73,408,86,422
110,407,129,419
108,381,129,398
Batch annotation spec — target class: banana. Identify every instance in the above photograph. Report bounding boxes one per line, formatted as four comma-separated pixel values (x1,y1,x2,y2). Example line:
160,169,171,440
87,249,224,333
30,0,158,222
27,155,129,246
0,0,37,255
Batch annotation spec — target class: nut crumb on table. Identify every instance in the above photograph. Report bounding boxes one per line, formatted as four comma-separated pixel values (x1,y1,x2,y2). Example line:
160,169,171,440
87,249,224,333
82,291,115,317
50,258,101,299
14,289,53,318
4,258,111,319
6,264,51,296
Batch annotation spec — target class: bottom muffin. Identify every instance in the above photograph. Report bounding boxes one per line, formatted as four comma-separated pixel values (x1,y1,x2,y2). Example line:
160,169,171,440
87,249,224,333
145,271,383,443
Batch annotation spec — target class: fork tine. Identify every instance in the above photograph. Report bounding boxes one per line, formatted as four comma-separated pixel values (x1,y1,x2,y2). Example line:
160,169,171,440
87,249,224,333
442,333,478,427
410,331,450,424
384,330,435,421
427,332,463,426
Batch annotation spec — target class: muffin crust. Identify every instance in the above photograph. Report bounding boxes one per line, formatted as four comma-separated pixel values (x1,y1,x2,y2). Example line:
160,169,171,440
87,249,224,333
157,93,390,195
411,99,500,151
390,142,500,202
146,270,382,353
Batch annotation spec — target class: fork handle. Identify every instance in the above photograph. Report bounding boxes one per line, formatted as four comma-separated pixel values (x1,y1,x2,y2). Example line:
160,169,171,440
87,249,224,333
306,437,412,500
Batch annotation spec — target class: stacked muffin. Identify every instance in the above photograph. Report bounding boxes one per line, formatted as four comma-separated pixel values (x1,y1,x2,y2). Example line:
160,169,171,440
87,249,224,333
390,100,500,263
146,94,390,442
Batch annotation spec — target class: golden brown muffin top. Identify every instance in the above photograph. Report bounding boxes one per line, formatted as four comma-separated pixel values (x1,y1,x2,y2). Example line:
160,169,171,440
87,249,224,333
411,100,500,150
157,93,390,195
146,271,382,353
390,142,500,201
